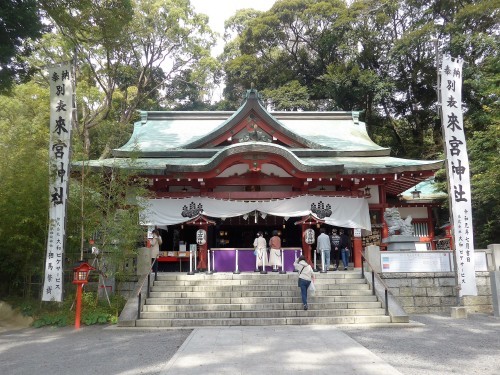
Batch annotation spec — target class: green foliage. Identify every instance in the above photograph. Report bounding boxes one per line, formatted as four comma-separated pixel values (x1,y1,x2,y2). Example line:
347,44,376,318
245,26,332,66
23,291,126,328
261,81,311,110
0,0,45,92
0,82,50,297
221,0,499,246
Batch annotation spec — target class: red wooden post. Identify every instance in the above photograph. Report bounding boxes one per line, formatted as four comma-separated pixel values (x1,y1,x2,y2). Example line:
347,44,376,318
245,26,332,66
302,223,313,265
72,262,94,330
197,223,208,270
353,235,362,268
75,284,83,329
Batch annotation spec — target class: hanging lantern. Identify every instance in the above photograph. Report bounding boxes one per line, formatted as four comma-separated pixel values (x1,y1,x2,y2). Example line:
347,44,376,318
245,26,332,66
304,228,315,244
72,262,94,285
196,229,207,245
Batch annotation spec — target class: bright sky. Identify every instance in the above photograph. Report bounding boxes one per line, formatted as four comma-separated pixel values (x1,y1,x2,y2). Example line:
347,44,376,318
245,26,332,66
191,0,274,53
190,1,275,100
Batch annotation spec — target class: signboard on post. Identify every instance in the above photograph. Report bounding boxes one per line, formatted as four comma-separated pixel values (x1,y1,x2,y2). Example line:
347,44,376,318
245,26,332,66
440,56,477,296
42,64,74,302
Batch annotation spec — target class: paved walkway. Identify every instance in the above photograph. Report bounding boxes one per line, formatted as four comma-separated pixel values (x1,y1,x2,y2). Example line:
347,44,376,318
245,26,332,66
1,313,499,375
160,325,403,375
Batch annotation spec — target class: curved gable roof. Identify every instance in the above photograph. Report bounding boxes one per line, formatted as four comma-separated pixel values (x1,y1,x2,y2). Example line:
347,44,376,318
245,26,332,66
112,89,389,157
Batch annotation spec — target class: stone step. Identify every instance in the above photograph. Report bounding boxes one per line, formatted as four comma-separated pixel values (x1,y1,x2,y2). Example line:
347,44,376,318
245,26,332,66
139,308,387,320
142,301,383,312
151,283,370,292
155,272,361,281
135,315,392,327
145,295,379,305
136,271,392,327
148,288,373,298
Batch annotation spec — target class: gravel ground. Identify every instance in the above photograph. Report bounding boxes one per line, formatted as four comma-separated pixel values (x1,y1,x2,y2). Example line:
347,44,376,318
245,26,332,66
0,325,192,375
340,313,500,375
0,313,498,375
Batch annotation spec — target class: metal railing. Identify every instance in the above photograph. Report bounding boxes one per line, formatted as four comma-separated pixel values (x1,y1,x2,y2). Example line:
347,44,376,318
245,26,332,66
136,258,158,319
361,252,390,316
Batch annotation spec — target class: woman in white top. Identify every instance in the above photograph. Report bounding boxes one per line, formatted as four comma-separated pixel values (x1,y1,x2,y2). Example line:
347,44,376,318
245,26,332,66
150,229,161,272
253,231,269,271
294,255,315,310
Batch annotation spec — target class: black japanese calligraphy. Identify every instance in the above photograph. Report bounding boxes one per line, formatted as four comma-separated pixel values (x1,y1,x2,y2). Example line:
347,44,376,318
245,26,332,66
56,100,67,112
453,184,468,202
448,136,463,156
446,80,456,92
54,116,68,135
451,159,466,181
447,95,458,108
61,70,70,81
57,162,66,183
447,112,462,132
56,84,65,96
52,140,68,159
51,187,63,205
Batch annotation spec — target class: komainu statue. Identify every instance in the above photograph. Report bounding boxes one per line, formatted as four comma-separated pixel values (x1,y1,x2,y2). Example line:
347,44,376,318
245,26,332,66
384,207,414,236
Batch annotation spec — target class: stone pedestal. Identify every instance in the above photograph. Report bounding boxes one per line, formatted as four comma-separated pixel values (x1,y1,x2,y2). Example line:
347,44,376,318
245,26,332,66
137,246,151,276
383,235,421,251
489,244,500,271
450,306,468,319
365,245,381,273
491,271,500,317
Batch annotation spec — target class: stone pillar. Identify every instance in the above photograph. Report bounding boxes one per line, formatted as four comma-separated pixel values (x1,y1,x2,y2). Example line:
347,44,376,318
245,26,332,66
489,244,500,271
137,246,151,276
490,271,500,317
365,245,381,273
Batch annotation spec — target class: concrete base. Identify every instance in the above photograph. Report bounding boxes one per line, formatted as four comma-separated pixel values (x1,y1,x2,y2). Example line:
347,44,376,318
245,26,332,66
391,315,410,323
490,271,500,317
383,235,421,251
137,247,151,276
450,306,468,319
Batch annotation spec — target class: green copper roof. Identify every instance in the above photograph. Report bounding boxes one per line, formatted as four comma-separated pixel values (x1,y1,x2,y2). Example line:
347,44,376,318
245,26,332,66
75,89,442,178
113,90,388,156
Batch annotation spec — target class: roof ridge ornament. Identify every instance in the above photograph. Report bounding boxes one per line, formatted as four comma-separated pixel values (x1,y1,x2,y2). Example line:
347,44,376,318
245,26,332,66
238,114,272,143
243,86,264,104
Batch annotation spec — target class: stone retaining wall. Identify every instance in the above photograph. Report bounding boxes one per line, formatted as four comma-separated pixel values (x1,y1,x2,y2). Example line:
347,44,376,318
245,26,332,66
380,272,493,314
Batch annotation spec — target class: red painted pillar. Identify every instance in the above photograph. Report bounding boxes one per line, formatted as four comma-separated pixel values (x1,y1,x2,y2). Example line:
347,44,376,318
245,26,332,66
427,207,436,249
75,284,82,329
197,224,208,270
353,233,362,268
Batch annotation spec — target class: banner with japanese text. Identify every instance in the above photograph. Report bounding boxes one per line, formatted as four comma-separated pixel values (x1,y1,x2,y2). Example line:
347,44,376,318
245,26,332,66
42,64,73,301
440,56,477,296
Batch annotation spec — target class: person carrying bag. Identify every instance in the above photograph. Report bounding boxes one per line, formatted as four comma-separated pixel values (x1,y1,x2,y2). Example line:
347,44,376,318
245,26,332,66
293,255,315,310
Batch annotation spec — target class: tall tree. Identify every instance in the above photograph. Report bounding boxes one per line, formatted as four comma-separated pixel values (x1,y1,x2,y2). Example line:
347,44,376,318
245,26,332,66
0,0,45,92
36,0,218,160
0,82,50,296
221,0,499,247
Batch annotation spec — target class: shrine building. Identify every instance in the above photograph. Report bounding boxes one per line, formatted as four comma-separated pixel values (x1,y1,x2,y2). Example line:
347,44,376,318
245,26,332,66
80,88,443,271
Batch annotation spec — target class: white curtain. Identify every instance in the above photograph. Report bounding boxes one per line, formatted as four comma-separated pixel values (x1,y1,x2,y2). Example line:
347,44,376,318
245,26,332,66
140,195,371,230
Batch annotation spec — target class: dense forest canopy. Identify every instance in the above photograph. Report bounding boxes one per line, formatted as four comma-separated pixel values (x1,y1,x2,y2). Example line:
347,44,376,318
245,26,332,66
0,0,498,297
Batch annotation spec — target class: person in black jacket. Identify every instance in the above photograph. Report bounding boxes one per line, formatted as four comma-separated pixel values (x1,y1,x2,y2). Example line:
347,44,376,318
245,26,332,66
330,228,341,271
339,229,351,270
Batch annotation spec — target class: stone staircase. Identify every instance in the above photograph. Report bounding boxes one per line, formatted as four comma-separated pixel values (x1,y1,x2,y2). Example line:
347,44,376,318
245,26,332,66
134,271,393,327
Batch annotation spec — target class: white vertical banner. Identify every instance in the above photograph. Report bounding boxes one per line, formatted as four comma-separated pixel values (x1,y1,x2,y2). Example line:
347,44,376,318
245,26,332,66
440,56,477,296
42,64,74,301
